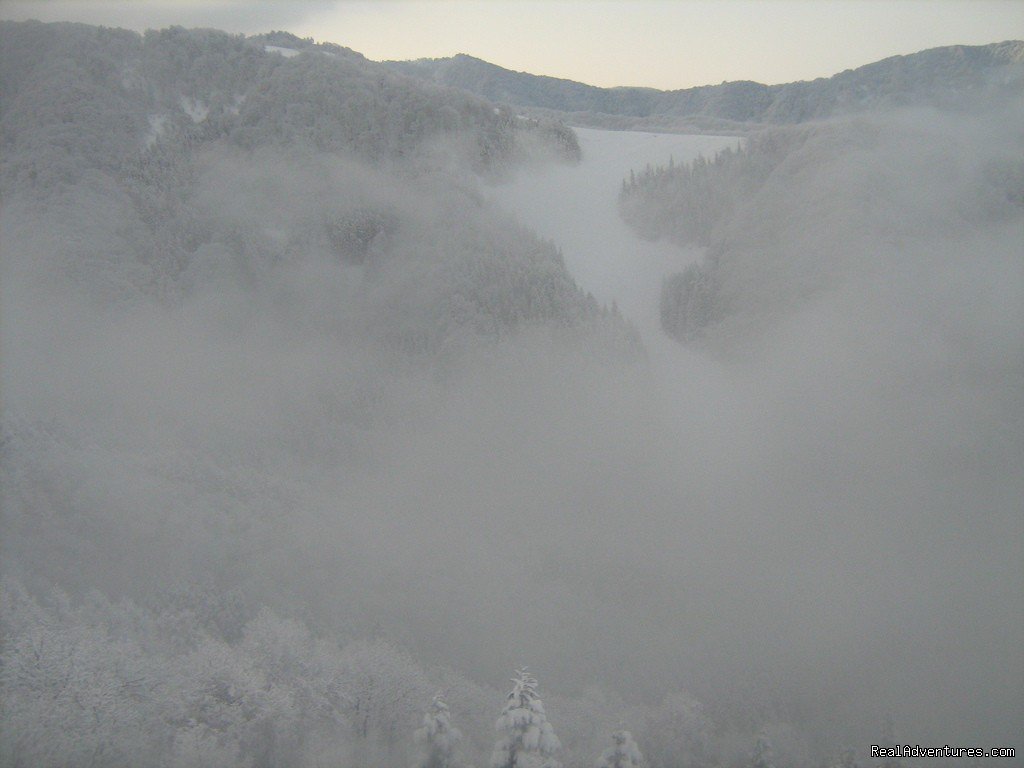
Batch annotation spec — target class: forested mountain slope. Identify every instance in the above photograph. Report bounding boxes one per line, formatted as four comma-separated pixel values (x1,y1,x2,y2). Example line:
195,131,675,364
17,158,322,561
0,20,600,337
0,21,643,768
611,95,1024,759
387,41,1024,130
618,111,1024,346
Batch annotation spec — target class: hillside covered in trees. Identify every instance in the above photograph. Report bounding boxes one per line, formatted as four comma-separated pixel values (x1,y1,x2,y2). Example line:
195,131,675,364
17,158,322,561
603,88,1023,764
617,112,1024,346
387,41,1024,132
0,20,649,768
0,20,614,354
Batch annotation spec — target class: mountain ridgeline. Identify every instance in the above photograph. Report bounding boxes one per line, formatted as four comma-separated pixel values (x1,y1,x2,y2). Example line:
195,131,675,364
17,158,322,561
387,41,1024,132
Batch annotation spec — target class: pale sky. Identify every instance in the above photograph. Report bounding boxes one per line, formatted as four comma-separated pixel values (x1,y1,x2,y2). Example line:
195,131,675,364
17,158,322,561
2,0,1022,89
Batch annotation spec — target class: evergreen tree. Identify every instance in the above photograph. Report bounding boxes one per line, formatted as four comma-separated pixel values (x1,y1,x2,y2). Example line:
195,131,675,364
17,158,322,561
414,692,463,768
490,668,561,768
596,730,644,768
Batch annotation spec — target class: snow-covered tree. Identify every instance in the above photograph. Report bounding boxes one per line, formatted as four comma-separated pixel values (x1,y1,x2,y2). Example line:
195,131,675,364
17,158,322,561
490,668,562,768
415,692,463,768
596,730,644,768
337,638,432,748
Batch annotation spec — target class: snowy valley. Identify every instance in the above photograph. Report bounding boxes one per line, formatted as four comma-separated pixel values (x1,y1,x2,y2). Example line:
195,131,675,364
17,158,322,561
0,19,1022,768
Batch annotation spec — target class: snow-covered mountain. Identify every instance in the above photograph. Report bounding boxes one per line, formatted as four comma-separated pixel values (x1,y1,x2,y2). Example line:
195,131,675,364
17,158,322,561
0,20,602,336
387,41,1024,131
2,19,1022,768
0,21,646,766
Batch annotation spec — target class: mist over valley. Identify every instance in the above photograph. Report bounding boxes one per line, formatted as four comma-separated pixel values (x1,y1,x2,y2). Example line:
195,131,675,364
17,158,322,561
0,19,1021,768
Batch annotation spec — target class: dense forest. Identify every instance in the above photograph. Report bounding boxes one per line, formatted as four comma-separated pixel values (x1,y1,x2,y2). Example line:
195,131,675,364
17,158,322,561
618,116,1024,344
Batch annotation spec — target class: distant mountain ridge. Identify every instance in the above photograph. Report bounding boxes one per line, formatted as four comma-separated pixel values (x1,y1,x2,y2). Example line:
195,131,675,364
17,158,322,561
386,41,1024,130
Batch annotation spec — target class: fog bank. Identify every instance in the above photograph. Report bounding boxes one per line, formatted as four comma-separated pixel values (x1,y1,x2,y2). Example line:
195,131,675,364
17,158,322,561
492,119,1023,751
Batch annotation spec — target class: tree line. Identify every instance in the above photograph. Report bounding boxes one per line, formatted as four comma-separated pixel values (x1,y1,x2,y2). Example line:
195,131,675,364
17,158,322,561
1,579,882,768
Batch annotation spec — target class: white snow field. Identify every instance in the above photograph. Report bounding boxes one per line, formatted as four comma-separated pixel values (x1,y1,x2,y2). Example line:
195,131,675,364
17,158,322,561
490,128,738,344
490,127,747,437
